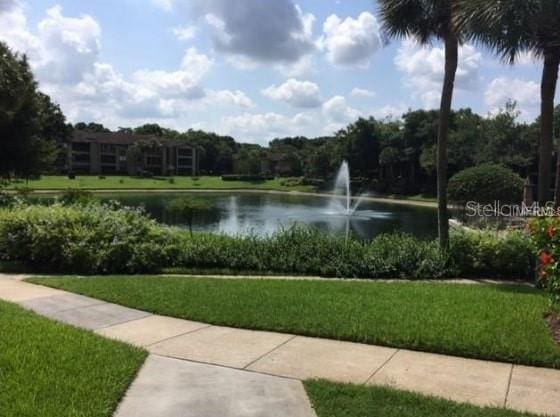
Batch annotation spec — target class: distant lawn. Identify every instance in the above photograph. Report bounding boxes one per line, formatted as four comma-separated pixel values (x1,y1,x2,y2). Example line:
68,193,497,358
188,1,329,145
0,300,146,417
28,276,560,369
305,380,538,417
5,175,314,192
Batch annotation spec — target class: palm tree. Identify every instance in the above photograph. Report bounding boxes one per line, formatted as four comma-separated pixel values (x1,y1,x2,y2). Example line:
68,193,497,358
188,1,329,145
379,0,461,249
456,0,560,204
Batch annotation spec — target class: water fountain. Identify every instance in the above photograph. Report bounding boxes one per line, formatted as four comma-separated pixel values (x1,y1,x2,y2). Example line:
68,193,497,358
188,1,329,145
330,160,365,216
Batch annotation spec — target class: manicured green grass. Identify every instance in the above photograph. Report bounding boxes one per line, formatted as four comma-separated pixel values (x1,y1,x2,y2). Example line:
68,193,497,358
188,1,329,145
304,380,539,417
5,175,314,192
0,300,147,417
28,276,560,368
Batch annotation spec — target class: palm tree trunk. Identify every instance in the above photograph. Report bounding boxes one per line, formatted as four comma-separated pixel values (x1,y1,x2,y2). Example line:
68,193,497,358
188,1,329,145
543,51,560,206
540,51,559,204
437,35,459,250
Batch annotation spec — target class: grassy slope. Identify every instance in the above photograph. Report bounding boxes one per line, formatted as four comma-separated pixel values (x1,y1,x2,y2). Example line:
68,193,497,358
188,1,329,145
6,175,314,192
0,300,146,417
28,276,560,368
305,380,539,417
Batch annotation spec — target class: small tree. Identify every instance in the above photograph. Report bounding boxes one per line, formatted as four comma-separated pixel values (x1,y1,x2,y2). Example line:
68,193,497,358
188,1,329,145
166,197,212,235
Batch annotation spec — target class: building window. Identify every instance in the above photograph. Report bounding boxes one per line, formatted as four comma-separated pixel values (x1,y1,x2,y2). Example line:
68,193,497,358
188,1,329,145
72,143,90,152
73,153,90,163
101,155,116,164
177,148,193,157
100,144,116,153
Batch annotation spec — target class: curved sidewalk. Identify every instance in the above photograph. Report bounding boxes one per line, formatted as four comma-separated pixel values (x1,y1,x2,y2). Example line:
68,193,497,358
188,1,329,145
1,274,559,417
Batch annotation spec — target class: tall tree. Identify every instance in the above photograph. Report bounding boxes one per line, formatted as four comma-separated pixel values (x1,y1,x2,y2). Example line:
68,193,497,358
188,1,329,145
379,0,461,249
0,42,40,177
457,0,560,204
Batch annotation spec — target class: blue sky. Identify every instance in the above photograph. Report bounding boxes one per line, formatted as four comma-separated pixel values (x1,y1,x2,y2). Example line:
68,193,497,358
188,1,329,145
0,0,553,144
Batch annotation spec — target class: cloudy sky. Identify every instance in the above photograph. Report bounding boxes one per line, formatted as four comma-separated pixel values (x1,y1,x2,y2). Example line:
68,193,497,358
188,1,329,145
0,0,553,144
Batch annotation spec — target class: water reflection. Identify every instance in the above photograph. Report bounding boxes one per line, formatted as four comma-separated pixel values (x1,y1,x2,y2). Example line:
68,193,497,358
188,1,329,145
92,192,438,240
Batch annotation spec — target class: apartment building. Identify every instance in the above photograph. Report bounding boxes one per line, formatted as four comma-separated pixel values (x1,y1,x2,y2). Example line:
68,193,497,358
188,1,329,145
65,131,197,176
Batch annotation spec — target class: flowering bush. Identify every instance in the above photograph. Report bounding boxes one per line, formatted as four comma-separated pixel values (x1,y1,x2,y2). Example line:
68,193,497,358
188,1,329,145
528,217,560,311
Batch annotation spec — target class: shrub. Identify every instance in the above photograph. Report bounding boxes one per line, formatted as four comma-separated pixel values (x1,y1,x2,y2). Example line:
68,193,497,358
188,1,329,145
0,204,177,274
528,217,560,311
0,203,535,280
448,164,524,206
58,189,97,206
449,230,534,279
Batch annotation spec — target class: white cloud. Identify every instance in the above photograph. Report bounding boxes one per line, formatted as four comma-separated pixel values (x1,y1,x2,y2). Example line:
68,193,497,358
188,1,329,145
484,77,540,120
34,6,101,85
192,0,316,64
395,39,482,108
221,111,314,144
0,4,263,130
262,79,322,108
370,104,409,120
0,0,40,55
206,89,254,108
350,87,376,98
322,95,361,123
152,0,173,12
319,12,381,68
172,25,196,41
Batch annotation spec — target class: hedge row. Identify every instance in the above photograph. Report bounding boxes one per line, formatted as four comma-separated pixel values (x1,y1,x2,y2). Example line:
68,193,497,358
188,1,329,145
0,203,535,279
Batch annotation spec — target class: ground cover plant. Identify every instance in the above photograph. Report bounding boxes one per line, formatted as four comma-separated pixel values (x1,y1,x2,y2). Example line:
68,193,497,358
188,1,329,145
3,175,314,192
0,300,146,417
0,203,535,279
304,380,539,417
28,276,560,368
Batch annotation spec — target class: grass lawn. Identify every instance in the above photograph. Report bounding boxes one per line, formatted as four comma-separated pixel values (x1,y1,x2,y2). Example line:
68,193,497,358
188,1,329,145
5,175,314,192
28,276,560,369
304,380,538,417
0,300,147,417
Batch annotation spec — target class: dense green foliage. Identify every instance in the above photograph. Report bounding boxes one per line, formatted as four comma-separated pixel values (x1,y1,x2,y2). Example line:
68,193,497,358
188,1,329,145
529,216,560,311
0,42,69,178
0,204,534,279
30,276,559,368
448,164,525,205
0,300,146,417
305,380,539,417
0,204,177,274
450,230,535,279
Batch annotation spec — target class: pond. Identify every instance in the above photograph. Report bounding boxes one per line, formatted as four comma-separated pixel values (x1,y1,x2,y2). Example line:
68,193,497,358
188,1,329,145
85,192,438,240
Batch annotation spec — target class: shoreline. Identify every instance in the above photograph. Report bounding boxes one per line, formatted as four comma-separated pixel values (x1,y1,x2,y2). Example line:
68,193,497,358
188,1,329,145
10,188,438,208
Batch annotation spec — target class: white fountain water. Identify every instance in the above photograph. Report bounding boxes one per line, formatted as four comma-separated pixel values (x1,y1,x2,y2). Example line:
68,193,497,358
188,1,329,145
333,160,352,214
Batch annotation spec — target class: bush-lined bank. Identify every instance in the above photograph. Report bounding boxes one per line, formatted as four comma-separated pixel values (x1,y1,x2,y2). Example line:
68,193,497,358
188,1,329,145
28,276,560,368
0,203,535,279
0,300,146,417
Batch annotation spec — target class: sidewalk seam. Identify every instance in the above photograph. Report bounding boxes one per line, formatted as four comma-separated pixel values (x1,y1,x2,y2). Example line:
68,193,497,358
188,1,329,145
243,334,298,370
364,349,400,385
144,324,213,347
503,364,514,408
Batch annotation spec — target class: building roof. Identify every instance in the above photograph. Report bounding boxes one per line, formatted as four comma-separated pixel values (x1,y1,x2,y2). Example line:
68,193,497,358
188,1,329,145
72,131,193,148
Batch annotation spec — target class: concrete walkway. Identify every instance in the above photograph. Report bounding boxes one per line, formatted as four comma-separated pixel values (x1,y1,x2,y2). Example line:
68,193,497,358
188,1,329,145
1,274,559,417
